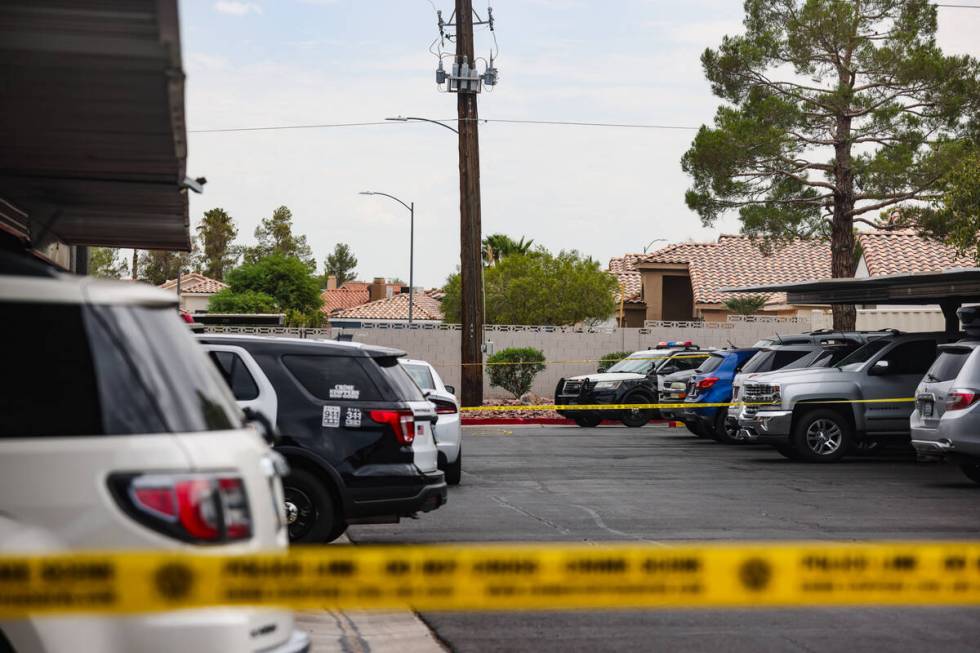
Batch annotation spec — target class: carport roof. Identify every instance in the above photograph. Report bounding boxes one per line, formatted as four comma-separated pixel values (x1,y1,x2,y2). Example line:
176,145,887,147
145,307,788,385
723,268,980,307
0,0,192,251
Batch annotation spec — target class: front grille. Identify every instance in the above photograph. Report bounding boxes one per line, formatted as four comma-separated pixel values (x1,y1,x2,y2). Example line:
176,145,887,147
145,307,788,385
743,382,778,405
560,380,583,396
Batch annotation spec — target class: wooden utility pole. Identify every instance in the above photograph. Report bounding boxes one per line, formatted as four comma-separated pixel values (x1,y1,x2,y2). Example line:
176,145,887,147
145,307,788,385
456,0,484,406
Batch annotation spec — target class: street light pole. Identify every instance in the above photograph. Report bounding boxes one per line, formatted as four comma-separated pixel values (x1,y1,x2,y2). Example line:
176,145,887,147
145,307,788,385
385,116,459,134
643,238,667,254
409,201,414,325
359,191,415,325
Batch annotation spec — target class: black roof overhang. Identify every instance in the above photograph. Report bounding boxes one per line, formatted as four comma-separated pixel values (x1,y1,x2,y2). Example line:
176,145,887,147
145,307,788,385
0,0,192,251
723,268,980,308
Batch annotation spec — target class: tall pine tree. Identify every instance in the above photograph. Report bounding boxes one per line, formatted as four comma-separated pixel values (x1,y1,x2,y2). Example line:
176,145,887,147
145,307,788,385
683,0,980,329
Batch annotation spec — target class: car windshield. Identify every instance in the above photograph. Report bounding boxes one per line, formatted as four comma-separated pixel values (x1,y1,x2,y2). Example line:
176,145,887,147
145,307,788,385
606,352,664,375
834,338,892,371
403,363,436,391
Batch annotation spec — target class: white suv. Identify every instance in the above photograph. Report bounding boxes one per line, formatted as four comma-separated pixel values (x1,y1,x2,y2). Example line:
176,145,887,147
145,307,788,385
0,255,308,653
401,359,462,485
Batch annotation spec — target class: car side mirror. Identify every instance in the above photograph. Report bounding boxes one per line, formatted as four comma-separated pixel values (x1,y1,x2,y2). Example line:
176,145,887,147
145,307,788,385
444,385,455,396
597,366,608,373
870,359,890,375
243,406,280,446
660,365,677,375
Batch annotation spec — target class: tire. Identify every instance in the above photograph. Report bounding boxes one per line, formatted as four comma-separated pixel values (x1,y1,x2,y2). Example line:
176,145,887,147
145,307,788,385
445,449,462,485
574,414,603,428
684,422,704,437
282,467,345,544
790,409,852,463
960,463,980,484
712,410,740,445
621,396,653,428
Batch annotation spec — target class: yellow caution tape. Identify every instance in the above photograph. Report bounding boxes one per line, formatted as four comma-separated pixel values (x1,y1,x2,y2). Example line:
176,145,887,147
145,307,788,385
460,398,917,412
3,541,980,617
446,353,712,367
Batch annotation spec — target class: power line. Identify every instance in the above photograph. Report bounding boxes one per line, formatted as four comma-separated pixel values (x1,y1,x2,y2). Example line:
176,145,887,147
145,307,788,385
189,117,700,134
480,118,698,130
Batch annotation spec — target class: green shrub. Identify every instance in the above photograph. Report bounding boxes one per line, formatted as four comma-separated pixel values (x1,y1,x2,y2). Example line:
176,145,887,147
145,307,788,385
487,347,546,398
208,288,279,313
598,351,632,372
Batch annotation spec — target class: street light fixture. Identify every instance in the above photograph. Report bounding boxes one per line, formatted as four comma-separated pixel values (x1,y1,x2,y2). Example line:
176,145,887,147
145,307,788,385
643,238,667,254
385,115,459,134
359,191,415,324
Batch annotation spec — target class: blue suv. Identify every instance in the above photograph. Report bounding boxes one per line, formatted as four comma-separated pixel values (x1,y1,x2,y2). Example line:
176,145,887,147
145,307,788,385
677,348,759,444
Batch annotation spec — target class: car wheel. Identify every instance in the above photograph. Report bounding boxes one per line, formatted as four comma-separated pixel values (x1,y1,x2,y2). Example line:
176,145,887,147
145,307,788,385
445,449,462,485
574,414,603,428
283,467,345,543
960,463,980,484
790,409,852,463
621,397,653,428
684,422,704,437
712,411,740,444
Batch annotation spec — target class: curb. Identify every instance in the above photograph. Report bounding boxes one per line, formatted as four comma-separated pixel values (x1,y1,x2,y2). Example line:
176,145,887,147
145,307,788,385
461,417,682,426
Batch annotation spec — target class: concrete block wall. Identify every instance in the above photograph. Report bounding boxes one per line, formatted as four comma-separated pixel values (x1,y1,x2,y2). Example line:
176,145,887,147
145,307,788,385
316,319,810,400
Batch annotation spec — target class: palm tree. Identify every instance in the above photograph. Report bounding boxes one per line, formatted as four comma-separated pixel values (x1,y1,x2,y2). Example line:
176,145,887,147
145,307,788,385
482,234,535,266
724,295,768,315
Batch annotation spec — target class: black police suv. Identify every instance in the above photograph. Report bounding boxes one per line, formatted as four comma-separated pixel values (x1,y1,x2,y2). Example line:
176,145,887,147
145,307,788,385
555,342,711,427
199,334,447,543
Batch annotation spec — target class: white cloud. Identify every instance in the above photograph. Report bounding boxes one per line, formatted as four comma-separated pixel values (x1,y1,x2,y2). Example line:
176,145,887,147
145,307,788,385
213,1,262,16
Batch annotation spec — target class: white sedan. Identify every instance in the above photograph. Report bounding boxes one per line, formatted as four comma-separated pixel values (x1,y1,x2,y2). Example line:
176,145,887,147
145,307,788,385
401,359,462,485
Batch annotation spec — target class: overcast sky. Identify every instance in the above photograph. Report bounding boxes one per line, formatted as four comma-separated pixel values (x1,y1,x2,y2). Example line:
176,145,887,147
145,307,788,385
179,1,980,288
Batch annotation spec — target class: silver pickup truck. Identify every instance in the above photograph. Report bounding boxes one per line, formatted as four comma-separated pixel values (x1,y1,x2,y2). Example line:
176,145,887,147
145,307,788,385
736,331,958,463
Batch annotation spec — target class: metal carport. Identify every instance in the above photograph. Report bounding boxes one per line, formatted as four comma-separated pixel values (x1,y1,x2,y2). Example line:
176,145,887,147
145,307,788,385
0,0,193,259
724,268,980,334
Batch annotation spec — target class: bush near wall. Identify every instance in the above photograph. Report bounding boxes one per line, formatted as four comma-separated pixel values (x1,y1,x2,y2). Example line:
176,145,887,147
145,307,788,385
487,347,546,398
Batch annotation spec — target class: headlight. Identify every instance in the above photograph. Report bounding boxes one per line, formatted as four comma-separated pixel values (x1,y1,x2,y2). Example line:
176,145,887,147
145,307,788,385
594,380,622,390
770,383,781,403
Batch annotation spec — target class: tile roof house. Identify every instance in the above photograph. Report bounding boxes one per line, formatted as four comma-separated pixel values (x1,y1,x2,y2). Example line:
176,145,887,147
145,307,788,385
321,276,406,317
607,254,646,326
617,231,977,325
329,292,444,323
856,230,975,277
624,235,832,323
159,272,228,313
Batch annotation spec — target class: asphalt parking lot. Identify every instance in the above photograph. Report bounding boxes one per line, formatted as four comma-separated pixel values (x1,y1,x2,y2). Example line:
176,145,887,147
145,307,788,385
349,423,980,652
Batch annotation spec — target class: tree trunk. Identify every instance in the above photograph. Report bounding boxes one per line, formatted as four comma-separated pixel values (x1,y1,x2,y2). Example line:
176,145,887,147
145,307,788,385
831,107,857,331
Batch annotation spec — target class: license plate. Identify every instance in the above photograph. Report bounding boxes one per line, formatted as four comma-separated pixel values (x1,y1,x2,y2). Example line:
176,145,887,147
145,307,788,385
918,395,934,417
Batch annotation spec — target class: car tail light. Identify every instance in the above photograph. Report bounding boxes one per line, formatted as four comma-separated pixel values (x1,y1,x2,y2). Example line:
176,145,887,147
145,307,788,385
431,398,458,415
370,409,416,444
945,389,979,411
110,473,252,544
696,376,719,390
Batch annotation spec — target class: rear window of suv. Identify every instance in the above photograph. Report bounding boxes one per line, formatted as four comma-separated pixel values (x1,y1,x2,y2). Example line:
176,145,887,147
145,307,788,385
696,354,725,373
927,348,973,382
283,354,383,401
741,348,811,374
0,301,239,437
376,357,426,401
